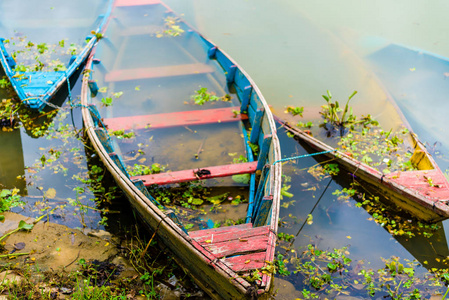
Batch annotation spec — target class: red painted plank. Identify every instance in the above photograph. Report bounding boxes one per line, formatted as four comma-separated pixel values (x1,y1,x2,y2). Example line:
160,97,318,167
104,106,248,132
120,25,160,36
189,223,252,239
194,226,269,245
387,169,449,199
105,63,214,82
115,0,160,7
131,161,258,186
203,235,269,258
261,230,277,287
221,252,266,272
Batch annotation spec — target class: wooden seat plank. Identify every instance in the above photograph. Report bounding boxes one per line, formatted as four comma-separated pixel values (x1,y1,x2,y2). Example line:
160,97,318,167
105,63,214,82
221,252,266,273
202,235,269,258
120,25,160,36
189,223,252,239
115,0,160,7
194,226,269,245
131,161,257,186
104,106,248,132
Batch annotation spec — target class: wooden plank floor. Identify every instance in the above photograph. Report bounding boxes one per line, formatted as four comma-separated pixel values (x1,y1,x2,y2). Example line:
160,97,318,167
104,106,248,132
190,223,270,274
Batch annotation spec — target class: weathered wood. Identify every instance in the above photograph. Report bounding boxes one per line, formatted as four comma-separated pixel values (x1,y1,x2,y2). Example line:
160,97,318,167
240,86,252,112
193,226,269,245
104,106,248,132
249,108,264,144
221,252,266,272
115,0,160,7
189,223,252,239
94,128,114,153
253,196,273,227
132,179,160,206
108,153,128,176
131,161,258,186
387,169,449,198
105,63,214,82
202,234,269,258
226,65,237,83
261,230,277,287
257,135,273,170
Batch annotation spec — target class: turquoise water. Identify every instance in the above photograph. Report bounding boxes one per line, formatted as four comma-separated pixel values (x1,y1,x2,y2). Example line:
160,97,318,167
1,0,449,298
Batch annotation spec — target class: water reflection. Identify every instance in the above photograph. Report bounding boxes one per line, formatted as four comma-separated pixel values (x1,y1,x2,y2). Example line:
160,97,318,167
0,130,26,193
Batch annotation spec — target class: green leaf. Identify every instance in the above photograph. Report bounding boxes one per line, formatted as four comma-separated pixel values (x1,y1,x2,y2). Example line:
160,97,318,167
348,90,358,101
191,198,204,205
232,174,250,184
18,220,34,231
0,190,11,198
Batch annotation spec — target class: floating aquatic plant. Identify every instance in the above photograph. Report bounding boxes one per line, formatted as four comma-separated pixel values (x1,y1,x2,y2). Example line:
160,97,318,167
190,87,230,106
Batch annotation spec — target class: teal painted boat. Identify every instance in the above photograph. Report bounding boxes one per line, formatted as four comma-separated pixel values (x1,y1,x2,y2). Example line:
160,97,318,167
0,0,114,111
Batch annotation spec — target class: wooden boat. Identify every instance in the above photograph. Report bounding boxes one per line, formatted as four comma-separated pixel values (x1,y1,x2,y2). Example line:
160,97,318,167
276,108,449,223
81,0,281,298
0,0,114,111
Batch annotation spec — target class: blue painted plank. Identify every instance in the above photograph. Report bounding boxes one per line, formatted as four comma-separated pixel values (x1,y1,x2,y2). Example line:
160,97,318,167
249,89,263,113
257,134,272,170
234,68,251,92
253,196,273,227
215,49,234,75
94,128,114,153
166,210,188,233
226,65,237,83
132,178,161,206
252,165,270,221
239,85,252,112
108,152,129,177
249,108,264,144
240,125,256,223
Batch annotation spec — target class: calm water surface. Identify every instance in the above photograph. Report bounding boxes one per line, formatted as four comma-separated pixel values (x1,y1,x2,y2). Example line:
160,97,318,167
1,0,449,298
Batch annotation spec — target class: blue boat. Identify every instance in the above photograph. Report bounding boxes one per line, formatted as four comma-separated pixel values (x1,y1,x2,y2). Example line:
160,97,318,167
0,0,114,111
81,0,282,298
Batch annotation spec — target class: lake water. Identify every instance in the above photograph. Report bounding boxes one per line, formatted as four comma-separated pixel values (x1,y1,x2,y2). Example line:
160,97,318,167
1,0,449,298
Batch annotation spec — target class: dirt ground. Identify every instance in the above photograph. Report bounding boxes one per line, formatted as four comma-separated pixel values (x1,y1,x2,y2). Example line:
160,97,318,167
0,212,127,273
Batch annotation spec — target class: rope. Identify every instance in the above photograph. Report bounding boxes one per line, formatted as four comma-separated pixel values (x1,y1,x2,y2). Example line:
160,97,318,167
272,149,336,166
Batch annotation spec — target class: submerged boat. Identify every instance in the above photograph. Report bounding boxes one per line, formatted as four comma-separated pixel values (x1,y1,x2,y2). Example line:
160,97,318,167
81,0,281,298
277,105,449,222
0,0,114,111
368,43,449,165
